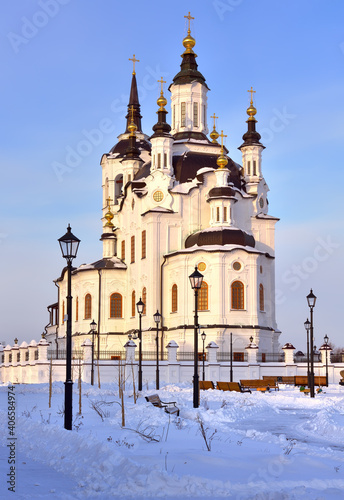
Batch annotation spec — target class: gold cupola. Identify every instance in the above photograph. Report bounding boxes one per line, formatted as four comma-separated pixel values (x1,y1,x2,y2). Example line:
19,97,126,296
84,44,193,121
183,12,196,54
210,113,219,143
104,197,114,228
216,130,228,169
247,86,257,122
157,77,167,111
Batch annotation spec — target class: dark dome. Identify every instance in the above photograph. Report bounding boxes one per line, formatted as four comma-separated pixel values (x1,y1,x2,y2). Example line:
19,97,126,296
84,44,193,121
185,227,255,248
207,186,236,199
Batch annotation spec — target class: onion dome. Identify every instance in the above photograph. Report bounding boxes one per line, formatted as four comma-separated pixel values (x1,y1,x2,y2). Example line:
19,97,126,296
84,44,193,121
239,87,264,150
150,78,172,139
171,13,209,89
185,227,255,248
210,113,219,143
217,130,229,169
104,197,114,228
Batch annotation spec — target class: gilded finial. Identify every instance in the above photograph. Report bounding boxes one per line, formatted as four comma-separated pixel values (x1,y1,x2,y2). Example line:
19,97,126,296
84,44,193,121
247,87,257,121
104,197,114,228
210,112,219,143
157,77,167,111
128,105,137,136
129,54,140,75
216,130,228,169
183,12,196,54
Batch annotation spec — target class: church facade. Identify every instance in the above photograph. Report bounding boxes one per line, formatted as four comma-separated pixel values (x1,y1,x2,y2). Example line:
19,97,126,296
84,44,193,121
46,16,281,358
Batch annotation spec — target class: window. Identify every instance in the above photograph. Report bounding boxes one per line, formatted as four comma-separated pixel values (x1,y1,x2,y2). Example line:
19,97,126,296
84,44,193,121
253,160,257,176
198,281,208,311
181,102,186,127
142,287,147,315
173,105,175,129
203,105,206,127
259,284,264,311
121,240,125,261
62,300,65,324
164,153,167,168
76,297,79,321
234,352,244,362
131,235,135,263
132,291,136,317
17,352,20,362
85,294,92,319
247,161,251,176
110,293,122,318
9,353,12,363
193,102,198,127
223,207,227,222
158,153,161,168
231,281,244,310
142,230,146,259
172,284,178,312
35,350,38,360
114,174,123,204
25,351,29,362
216,207,220,222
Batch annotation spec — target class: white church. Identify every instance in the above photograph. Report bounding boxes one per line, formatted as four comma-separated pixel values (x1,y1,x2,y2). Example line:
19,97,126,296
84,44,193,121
46,14,281,360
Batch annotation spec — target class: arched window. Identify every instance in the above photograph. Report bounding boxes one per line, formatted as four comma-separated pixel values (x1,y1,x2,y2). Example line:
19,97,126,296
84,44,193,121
76,297,79,321
231,281,244,310
121,240,125,261
172,284,178,312
110,293,122,318
142,230,146,259
142,287,147,315
85,294,92,319
198,281,208,311
114,174,123,204
132,291,136,317
259,284,264,311
131,235,135,263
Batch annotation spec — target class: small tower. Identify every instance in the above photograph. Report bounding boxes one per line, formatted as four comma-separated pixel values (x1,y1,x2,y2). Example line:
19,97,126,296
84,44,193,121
169,12,209,137
207,131,237,227
150,78,174,175
239,87,265,195
120,104,143,184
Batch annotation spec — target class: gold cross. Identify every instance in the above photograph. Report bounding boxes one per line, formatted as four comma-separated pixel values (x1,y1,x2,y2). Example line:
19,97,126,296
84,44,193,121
184,11,194,32
211,112,218,128
130,104,135,122
158,77,166,94
219,130,227,149
107,197,113,210
247,86,256,104
129,54,140,75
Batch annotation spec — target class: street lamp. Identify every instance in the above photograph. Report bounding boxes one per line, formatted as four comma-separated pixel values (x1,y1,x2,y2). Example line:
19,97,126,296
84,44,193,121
307,289,317,398
90,320,97,386
58,224,80,430
230,332,233,382
154,310,162,390
304,318,311,388
189,266,204,409
201,331,206,381
324,334,329,387
136,297,145,391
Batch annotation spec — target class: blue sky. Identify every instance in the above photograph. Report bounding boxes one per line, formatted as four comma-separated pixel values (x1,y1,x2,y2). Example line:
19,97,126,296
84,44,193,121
1,0,343,350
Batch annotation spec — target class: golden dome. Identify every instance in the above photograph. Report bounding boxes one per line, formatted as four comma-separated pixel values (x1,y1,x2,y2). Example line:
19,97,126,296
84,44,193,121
210,127,219,143
217,153,228,169
128,120,137,136
104,209,114,227
247,103,257,121
183,33,196,53
157,94,167,110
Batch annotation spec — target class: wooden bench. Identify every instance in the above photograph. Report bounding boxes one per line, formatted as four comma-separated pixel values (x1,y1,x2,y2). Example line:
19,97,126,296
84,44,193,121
240,379,279,391
145,394,180,416
199,381,215,390
294,376,327,387
216,382,251,393
262,376,294,385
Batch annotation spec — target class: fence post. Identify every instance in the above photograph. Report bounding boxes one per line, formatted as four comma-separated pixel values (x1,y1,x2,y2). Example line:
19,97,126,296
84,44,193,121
282,343,295,364
166,340,179,383
206,341,219,383
38,337,49,362
81,339,92,383
28,340,38,363
125,340,137,364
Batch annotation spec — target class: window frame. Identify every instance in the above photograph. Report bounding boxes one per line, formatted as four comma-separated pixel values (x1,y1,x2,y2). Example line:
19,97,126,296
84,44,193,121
110,293,122,318
231,281,244,310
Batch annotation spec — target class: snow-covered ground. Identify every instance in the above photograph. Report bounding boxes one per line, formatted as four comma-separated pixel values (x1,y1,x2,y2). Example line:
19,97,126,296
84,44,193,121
1,381,344,499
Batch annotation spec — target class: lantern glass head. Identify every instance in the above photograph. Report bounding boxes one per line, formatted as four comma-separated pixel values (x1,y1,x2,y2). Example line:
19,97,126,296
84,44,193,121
306,289,317,308
153,310,161,325
90,320,97,332
304,318,311,331
324,334,329,345
189,266,204,290
58,224,80,260
201,332,206,342
249,336,254,344
136,298,145,315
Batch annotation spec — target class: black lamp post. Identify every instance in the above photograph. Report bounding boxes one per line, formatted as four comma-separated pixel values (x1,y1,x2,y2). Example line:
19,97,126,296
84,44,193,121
58,224,80,430
307,289,317,398
136,297,145,391
230,332,233,382
154,310,162,390
304,318,311,388
324,334,329,387
90,320,97,386
189,266,204,409
201,331,206,381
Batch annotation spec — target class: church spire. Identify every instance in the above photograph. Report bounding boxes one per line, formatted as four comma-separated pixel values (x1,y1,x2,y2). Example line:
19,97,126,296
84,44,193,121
239,87,264,149
125,54,142,133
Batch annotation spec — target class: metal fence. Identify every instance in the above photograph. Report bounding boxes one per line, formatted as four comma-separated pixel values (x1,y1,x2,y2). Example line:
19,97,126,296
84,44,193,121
217,352,248,362
257,353,285,363
48,350,83,360
135,351,168,361
294,354,321,363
